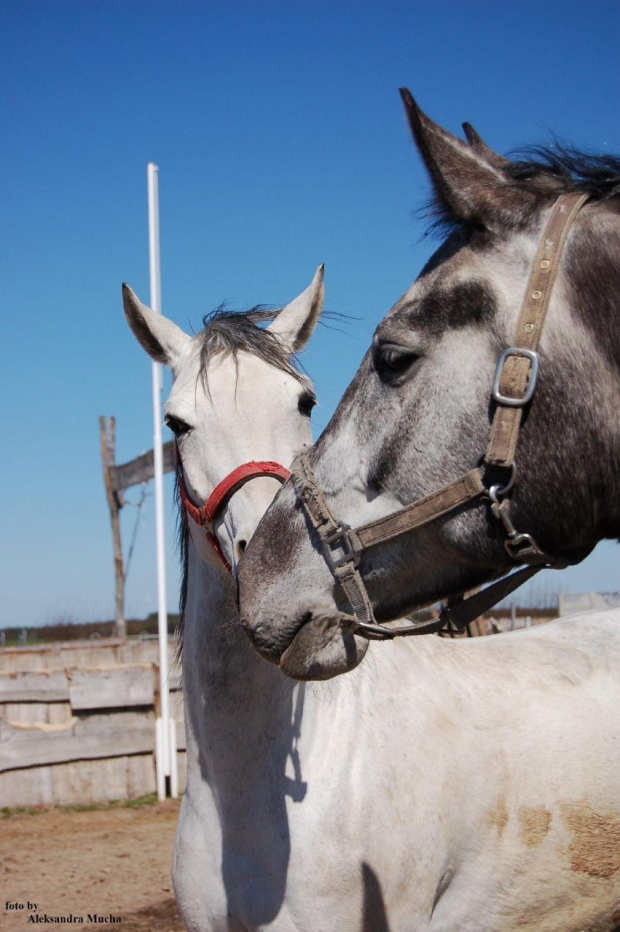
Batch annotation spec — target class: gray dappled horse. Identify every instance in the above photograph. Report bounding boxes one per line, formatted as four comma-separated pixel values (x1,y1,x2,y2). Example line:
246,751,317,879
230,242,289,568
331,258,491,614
239,93,620,930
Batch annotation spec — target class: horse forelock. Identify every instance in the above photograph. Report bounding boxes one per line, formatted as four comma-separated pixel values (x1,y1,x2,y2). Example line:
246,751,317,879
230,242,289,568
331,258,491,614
196,305,308,389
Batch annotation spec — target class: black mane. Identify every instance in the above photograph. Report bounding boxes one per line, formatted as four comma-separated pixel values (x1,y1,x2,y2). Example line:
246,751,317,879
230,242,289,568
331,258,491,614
507,144,620,200
174,470,189,664
425,142,620,237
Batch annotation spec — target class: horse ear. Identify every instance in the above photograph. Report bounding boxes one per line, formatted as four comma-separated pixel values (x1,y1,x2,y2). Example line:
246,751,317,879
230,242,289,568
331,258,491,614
462,122,511,171
122,284,191,365
399,89,539,229
267,265,325,353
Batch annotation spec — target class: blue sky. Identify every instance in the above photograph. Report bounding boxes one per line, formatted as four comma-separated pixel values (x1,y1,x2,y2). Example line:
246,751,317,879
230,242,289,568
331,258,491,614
2,1,618,626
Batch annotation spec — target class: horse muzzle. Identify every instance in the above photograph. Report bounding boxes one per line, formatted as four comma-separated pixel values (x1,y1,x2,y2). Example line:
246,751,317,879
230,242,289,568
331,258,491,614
241,607,369,681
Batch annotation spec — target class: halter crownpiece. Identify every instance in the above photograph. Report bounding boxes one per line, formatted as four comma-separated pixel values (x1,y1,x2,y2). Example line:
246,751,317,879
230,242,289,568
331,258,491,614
177,451,291,572
291,192,590,639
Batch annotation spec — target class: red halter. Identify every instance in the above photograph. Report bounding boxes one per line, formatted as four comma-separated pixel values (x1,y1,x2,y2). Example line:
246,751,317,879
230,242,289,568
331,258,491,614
177,452,291,572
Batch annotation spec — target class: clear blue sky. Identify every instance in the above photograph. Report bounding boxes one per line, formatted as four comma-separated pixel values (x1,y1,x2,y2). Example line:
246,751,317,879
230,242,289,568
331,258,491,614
2,1,618,626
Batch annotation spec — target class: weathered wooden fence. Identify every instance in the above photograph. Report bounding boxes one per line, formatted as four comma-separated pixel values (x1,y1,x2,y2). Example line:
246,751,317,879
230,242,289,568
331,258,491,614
99,416,176,638
0,638,185,808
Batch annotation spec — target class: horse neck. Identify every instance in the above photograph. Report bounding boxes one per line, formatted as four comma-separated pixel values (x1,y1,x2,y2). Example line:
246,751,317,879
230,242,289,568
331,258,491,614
180,538,452,798
567,207,620,539
181,538,297,752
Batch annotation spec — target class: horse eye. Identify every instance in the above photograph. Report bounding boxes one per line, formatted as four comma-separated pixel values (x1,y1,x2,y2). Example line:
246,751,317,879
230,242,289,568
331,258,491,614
165,415,192,436
374,345,419,378
298,392,316,417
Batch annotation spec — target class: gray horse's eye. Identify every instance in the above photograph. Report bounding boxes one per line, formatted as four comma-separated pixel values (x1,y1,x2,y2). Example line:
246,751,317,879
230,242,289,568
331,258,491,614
374,344,419,379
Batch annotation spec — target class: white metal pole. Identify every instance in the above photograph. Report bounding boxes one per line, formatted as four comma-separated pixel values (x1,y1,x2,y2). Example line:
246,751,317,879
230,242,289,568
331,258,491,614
148,162,171,800
155,718,166,801
169,715,179,799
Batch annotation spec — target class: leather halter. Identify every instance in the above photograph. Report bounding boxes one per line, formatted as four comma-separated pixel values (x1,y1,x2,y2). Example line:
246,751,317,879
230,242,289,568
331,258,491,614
177,452,291,572
291,192,589,639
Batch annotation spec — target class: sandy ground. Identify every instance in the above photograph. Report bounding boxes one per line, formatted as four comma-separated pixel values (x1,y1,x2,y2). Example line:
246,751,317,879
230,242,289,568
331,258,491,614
1,799,185,930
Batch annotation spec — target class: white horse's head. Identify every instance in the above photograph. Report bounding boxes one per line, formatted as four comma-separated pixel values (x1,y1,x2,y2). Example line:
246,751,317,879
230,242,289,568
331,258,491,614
123,266,324,571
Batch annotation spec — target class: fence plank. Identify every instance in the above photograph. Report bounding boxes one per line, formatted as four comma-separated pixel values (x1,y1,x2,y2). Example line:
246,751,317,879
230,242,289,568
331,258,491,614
2,702,50,724
127,754,157,798
0,717,154,772
0,763,54,808
0,670,70,703
48,702,73,725
109,441,175,493
0,756,157,807
0,715,185,772
68,666,154,710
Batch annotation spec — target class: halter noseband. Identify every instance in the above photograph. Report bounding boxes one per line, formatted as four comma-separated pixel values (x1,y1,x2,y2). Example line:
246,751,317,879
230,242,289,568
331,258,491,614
291,192,590,639
178,452,291,572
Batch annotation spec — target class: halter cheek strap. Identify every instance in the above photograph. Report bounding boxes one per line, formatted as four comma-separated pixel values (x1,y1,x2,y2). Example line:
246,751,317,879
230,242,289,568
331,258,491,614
177,454,291,572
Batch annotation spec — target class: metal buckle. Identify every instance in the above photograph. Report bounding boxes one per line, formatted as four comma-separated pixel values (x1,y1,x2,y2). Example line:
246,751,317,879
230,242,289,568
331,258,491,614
489,497,552,566
492,348,539,407
322,522,361,570
504,533,549,564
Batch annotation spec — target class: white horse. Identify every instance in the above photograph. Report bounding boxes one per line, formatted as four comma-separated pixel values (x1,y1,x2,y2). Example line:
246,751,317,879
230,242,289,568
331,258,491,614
125,270,620,932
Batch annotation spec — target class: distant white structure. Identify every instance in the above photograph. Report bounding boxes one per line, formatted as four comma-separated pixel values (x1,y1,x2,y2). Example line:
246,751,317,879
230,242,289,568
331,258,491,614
558,592,620,617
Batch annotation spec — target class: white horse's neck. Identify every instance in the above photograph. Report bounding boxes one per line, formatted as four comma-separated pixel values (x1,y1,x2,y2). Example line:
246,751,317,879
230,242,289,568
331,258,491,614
182,540,302,790
177,539,319,926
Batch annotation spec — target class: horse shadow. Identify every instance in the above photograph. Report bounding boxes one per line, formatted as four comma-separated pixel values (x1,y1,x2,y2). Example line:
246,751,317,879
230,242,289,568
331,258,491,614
207,677,391,930
362,862,392,932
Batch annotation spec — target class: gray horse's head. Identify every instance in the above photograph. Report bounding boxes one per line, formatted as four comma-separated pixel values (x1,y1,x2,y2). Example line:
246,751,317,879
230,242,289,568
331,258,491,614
239,91,620,681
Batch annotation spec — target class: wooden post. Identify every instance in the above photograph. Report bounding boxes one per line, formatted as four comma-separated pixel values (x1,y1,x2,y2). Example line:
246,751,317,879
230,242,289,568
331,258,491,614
99,416,126,639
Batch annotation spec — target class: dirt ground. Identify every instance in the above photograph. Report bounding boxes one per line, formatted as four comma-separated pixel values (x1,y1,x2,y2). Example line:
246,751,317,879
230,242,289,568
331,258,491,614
1,799,185,930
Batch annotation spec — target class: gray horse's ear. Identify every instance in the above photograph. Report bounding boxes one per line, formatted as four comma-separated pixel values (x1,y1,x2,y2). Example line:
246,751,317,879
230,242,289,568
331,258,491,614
462,122,511,171
399,89,539,229
268,265,325,353
122,284,191,365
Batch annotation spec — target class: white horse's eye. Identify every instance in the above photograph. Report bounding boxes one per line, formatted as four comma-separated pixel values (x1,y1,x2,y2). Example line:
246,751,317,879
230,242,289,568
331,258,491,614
298,392,316,417
165,415,192,437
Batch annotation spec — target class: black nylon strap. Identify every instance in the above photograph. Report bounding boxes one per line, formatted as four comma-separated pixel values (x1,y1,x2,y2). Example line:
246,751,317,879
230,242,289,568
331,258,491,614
439,566,542,630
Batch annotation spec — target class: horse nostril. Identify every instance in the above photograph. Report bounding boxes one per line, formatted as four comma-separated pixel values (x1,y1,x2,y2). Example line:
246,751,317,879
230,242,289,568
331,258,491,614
236,539,247,559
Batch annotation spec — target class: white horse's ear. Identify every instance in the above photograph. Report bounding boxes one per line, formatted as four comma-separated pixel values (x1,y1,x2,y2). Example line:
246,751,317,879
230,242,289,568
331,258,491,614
267,265,325,353
122,284,191,365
